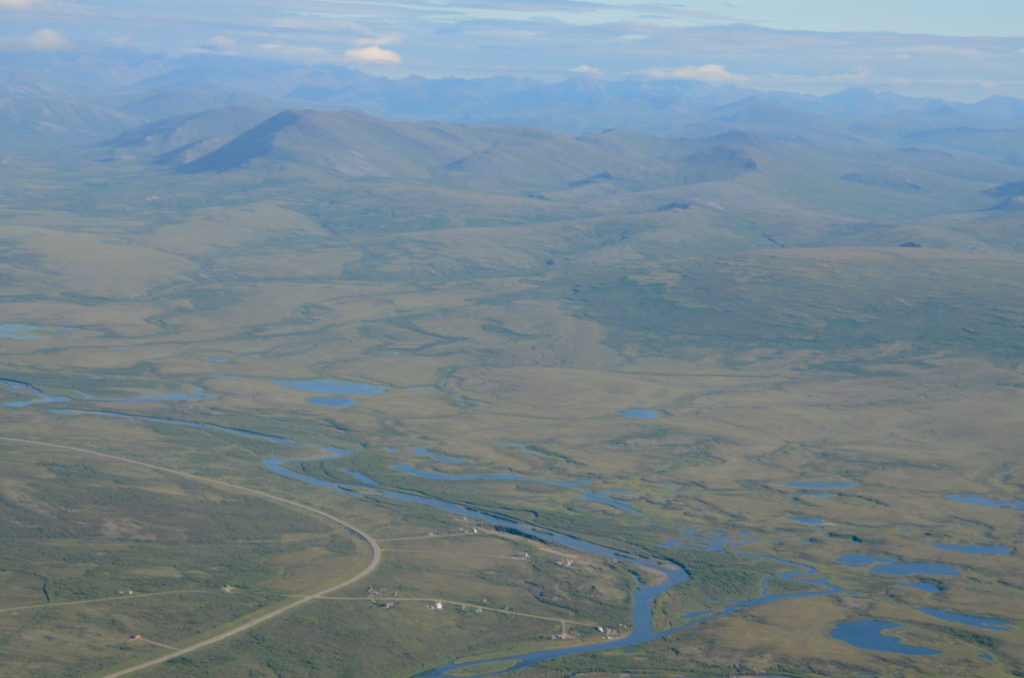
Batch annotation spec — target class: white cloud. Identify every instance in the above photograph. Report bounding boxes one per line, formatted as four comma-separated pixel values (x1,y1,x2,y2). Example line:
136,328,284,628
638,64,749,83
0,0,34,8
0,29,74,52
979,81,1000,90
829,65,870,82
30,29,72,51
206,35,236,49
344,45,401,64
570,64,602,75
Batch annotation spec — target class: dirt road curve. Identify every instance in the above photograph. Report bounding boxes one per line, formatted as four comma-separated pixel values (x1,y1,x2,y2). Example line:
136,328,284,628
0,436,382,678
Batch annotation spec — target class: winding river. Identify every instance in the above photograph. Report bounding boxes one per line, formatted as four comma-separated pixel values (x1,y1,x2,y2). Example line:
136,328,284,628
4,381,844,677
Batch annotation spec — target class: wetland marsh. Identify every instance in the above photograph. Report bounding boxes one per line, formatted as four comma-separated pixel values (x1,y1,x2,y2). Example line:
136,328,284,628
1,95,1023,678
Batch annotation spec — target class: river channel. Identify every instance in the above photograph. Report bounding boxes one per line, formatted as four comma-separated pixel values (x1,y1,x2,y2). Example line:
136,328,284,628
5,382,845,677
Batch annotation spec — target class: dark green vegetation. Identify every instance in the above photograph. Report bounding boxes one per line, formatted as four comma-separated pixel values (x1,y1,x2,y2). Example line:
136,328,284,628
0,439,368,677
0,98,1022,678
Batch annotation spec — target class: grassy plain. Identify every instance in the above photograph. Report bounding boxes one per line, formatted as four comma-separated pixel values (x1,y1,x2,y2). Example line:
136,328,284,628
1,116,1024,677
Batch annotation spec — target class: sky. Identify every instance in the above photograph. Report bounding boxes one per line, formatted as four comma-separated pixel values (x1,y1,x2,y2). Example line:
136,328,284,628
1,0,1023,100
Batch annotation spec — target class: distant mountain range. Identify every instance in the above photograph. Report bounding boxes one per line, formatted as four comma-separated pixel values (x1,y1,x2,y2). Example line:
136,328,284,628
5,49,1024,160
36,103,1011,280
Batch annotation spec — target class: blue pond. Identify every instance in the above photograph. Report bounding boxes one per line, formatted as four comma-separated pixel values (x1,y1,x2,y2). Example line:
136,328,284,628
836,555,960,577
899,583,940,593
837,554,896,568
207,358,231,363
918,608,1013,631
308,397,357,408
620,409,658,418
787,517,822,525
945,494,1024,512
788,482,857,489
871,563,961,577
932,543,1010,555
829,620,940,655
272,379,387,395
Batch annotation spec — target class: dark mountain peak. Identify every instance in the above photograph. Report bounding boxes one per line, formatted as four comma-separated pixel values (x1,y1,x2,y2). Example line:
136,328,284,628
99,105,275,152
177,109,303,173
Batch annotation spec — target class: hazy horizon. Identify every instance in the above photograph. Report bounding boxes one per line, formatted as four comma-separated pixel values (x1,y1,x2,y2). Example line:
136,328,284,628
2,0,1023,100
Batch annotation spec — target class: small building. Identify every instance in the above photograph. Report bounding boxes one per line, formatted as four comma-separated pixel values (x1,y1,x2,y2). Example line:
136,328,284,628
513,552,529,559
428,601,443,610
557,558,573,567
130,635,142,640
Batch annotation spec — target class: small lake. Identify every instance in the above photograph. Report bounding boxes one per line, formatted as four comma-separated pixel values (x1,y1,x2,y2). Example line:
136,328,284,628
945,494,1024,512
835,554,961,577
787,517,822,525
836,554,896,568
829,620,940,655
309,397,357,408
272,379,387,395
620,409,658,418
932,544,1009,555
788,482,857,489
899,583,939,593
870,562,961,577
918,608,1013,631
